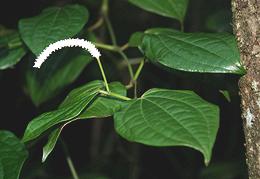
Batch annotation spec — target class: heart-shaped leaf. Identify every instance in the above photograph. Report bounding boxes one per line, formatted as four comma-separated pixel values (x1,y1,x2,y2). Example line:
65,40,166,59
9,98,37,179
114,88,219,164
19,4,89,55
22,80,104,142
141,28,243,74
128,32,144,48
128,0,189,22
0,130,28,179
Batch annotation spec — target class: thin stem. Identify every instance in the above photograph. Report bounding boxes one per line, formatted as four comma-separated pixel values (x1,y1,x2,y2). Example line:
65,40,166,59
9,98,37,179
88,17,104,32
94,41,134,80
8,41,23,49
118,50,134,80
60,139,79,179
120,43,129,51
94,42,118,52
134,81,137,99
118,57,144,68
101,0,134,82
99,90,131,101
133,59,145,81
102,0,117,46
133,59,145,98
96,58,110,92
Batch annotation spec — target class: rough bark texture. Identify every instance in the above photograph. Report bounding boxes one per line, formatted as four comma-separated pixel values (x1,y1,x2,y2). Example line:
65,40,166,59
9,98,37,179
232,0,260,178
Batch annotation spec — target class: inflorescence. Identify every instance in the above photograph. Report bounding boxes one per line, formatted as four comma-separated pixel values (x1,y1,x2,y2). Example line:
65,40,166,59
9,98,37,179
33,38,101,68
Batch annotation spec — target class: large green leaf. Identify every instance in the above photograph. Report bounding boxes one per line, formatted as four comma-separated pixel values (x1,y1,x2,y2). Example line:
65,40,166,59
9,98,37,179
42,82,126,162
22,80,104,142
0,31,26,70
25,48,92,106
141,28,243,74
128,0,189,22
114,89,219,164
19,4,89,55
0,130,28,179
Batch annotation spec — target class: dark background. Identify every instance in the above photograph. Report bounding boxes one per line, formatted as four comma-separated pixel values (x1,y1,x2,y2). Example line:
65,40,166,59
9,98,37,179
0,0,248,178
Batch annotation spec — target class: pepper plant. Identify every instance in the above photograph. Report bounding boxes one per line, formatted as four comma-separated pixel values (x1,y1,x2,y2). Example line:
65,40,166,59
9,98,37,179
0,0,245,178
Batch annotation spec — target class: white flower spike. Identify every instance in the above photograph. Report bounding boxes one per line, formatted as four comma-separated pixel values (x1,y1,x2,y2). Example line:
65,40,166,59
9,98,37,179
33,38,101,68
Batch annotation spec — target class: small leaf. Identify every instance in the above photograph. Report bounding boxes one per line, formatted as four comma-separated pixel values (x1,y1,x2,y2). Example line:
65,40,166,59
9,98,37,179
25,48,92,106
114,89,219,164
42,125,64,162
19,4,89,55
128,0,189,22
141,28,243,74
0,130,28,179
219,90,231,102
0,31,26,70
42,82,126,162
22,80,104,142
128,32,144,47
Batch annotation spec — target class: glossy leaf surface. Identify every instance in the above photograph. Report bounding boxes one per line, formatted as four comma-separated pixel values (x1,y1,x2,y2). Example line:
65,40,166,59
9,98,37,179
19,4,89,55
114,88,219,164
141,28,243,74
23,80,103,142
129,0,189,22
42,82,126,162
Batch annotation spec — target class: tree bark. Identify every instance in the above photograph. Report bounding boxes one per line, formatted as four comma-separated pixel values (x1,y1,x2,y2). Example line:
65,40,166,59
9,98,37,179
231,0,260,178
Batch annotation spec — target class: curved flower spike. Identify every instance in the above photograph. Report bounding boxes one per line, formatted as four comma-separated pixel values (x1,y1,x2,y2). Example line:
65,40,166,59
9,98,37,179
33,38,101,68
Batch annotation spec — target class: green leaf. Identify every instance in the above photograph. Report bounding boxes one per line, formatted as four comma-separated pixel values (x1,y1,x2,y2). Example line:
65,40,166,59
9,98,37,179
114,89,219,164
141,28,243,74
25,48,92,106
128,32,144,47
22,80,104,142
128,0,189,22
42,125,64,162
19,4,89,55
42,82,126,162
219,90,231,102
0,31,26,70
0,130,28,179
79,82,127,119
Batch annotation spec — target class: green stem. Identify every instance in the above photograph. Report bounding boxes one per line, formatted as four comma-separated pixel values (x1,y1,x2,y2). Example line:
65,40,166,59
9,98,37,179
94,42,118,52
8,41,23,49
94,42,134,80
96,58,110,92
102,0,117,46
60,140,79,179
133,59,145,81
101,0,134,82
118,50,134,79
99,90,131,101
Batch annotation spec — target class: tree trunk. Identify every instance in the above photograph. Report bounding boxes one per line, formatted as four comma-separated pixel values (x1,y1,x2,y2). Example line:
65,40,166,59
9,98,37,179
231,0,260,178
